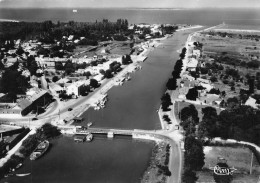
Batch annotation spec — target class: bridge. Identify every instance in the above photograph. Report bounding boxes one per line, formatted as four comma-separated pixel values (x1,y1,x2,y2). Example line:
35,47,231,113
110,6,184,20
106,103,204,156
58,125,164,139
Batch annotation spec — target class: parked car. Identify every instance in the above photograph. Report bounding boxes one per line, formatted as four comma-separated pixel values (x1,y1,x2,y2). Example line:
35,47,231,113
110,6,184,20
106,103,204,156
68,108,73,111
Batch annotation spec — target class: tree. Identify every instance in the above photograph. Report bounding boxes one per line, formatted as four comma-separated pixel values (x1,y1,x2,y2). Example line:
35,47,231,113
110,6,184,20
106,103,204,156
208,88,220,95
26,55,38,76
197,107,218,139
90,79,99,88
166,78,177,90
161,93,172,111
181,117,196,135
180,104,199,124
184,135,205,171
64,60,75,75
210,76,218,83
55,62,64,70
248,78,255,94
0,60,4,70
104,69,113,78
186,88,198,101
16,47,24,55
122,54,132,65
182,169,198,183
99,69,105,75
83,71,91,78
52,76,59,82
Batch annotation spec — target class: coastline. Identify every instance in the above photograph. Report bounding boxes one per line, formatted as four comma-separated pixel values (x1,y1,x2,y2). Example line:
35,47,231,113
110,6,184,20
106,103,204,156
0,19,19,22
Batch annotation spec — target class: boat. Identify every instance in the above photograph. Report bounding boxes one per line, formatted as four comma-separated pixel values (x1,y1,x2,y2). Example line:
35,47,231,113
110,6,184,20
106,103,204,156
30,140,50,160
87,122,93,127
16,173,31,177
74,135,86,143
15,163,22,169
86,133,93,142
4,173,14,178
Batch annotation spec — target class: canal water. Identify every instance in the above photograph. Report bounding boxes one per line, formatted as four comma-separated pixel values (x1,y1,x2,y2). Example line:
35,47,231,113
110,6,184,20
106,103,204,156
3,30,193,183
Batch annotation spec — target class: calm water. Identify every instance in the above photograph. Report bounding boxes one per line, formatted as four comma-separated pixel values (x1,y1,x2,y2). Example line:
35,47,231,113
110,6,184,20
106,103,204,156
80,32,190,130
4,136,154,183
1,30,195,183
1,8,260,26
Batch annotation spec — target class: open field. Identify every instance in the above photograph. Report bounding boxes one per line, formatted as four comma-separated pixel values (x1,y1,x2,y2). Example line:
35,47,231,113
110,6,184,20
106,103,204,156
197,146,260,183
214,24,260,32
194,32,260,61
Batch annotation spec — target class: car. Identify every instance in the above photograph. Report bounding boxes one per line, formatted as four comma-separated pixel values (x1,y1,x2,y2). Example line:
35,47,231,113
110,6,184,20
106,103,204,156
68,108,73,111
32,117,38,121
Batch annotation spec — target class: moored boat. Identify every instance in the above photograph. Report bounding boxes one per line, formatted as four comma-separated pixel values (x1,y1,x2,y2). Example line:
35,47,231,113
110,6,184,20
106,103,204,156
15,163,22,169
86,133,93,142
16,173,31,177
30,140,49,160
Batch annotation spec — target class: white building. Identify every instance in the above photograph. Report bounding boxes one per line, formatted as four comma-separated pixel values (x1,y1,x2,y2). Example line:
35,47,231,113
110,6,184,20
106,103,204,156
66,81,83,97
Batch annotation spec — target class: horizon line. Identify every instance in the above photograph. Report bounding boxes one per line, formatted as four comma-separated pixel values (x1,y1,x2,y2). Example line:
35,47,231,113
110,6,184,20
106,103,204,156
1,7,260,9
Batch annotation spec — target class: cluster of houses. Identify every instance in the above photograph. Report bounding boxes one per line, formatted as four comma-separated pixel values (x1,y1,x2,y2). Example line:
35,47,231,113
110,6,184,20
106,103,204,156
178,41,260,109
177,41,223,105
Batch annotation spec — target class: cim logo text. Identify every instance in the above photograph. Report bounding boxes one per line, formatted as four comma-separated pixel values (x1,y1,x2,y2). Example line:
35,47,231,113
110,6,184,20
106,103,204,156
210,165,237,175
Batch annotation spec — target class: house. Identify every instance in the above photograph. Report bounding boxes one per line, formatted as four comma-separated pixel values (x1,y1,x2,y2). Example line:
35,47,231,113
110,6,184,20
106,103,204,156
68,35,74,41
186,58,198,71
0,103,22,115
49,83,64,96
182,74,195,81
93,74,104,82
18,90,51,116
199,83,214,92
66,81,85,97
199,94,220,105
197,78,211,84
178,86,189,99
56,78,71,85
245,97,258,109
192,49,201,58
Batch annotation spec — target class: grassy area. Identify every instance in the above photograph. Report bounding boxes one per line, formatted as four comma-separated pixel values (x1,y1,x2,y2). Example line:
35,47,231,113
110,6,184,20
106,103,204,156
198,34,260,60
215,24,260,32
197,146,260,183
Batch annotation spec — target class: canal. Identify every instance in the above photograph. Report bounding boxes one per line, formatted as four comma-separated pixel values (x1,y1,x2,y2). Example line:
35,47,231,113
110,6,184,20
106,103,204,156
3,30,192,183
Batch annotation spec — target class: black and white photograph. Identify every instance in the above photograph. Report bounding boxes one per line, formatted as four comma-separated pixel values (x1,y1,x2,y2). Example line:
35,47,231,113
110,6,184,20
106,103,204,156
0,0,260,182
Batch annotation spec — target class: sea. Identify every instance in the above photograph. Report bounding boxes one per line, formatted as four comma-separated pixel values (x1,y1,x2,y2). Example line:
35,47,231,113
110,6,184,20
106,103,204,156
0,8,260,26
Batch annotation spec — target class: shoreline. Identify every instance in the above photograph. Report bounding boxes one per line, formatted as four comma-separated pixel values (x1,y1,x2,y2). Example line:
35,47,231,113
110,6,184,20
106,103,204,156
0,19,19,22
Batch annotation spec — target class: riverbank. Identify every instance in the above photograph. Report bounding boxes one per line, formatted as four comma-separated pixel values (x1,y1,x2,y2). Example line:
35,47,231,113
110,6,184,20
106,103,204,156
141,141,171,183
49,37,167,125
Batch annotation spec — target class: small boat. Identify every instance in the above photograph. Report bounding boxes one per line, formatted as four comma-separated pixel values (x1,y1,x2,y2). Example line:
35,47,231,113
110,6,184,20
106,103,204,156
87,122,93,127
30,140,50,160
16,173,31,177
4,173,14,177
74,135,86,143
15,163,23,169
86,133,93,142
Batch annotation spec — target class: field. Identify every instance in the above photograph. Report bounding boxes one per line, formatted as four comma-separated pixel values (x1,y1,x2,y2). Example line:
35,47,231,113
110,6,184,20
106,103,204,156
194,32,260,61
216,24,260,31
197,146,260,183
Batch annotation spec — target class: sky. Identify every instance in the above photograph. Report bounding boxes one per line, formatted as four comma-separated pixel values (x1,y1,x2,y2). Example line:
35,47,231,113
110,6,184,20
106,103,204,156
0,0,260,8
